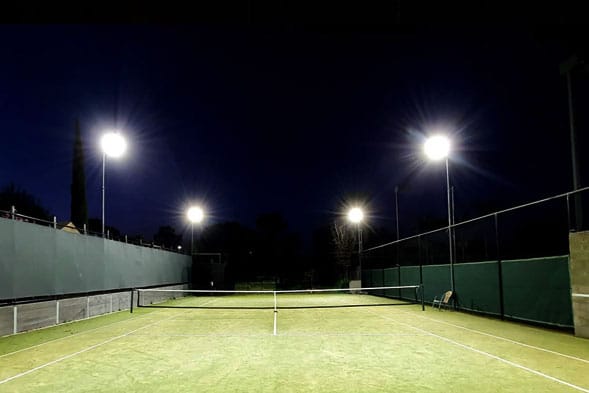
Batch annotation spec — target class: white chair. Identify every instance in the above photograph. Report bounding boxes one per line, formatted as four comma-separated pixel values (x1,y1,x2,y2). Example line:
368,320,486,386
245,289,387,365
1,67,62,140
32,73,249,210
432,290,453,310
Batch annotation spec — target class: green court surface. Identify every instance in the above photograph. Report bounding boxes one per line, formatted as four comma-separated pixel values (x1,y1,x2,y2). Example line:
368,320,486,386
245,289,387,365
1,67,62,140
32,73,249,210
1,293,588,392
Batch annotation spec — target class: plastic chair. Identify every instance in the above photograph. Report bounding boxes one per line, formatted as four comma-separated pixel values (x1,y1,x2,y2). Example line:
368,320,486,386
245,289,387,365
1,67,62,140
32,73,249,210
432,290,453,310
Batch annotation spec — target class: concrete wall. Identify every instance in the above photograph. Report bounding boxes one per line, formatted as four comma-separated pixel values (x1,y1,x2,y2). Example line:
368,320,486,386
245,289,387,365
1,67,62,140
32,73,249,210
569,231,589,338
0,284,188,337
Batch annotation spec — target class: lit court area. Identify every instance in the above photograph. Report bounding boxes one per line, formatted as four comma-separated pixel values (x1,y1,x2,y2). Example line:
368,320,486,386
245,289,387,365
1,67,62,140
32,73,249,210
1,291,588,393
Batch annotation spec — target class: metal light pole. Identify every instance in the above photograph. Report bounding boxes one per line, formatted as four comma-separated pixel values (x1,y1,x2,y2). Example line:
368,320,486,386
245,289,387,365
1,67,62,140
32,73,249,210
347,207,364,283
187,206,204,255
102,152,106,236
100,132,127,237
424,135,454,293
394,185,400,241
445,157,455,292
560,55,584,230
357,224,363,276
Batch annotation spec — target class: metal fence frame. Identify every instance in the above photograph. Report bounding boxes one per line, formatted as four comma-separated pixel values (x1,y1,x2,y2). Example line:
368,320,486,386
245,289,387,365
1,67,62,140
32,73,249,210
362,186,589,316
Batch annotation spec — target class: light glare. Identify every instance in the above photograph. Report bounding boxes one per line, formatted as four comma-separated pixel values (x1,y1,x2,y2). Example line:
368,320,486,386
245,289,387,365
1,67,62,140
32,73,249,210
101,132,127,158
347,207,364,223
424,135,450,161
187,206,204,223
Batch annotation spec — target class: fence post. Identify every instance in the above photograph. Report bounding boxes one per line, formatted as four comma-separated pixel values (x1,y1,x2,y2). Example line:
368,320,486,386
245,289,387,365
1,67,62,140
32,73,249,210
418,235,424,300
566,194,571,232
13,306,17,334
494,213,505,320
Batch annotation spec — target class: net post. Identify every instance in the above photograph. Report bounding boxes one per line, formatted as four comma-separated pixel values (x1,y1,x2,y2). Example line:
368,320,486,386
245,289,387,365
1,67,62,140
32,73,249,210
421,284,425,311
130,288,134,313
273,290,277,336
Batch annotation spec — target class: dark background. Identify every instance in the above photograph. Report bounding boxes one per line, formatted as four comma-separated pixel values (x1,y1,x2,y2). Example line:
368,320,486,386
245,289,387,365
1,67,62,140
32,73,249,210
1,2,588,285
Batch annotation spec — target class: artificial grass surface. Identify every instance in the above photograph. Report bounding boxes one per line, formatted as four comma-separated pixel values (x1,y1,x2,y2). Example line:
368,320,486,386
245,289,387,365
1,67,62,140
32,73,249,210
1,294,588,392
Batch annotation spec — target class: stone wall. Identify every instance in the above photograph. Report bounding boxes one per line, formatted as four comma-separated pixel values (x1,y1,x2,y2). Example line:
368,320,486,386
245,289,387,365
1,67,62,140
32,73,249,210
569,231,589,338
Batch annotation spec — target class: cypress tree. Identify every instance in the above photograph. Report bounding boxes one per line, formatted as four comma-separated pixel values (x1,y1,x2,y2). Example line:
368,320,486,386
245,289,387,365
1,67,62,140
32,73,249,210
70,120,88,228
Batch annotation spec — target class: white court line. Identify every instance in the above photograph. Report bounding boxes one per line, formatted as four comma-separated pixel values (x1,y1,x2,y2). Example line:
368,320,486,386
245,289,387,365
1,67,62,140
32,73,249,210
0,314,174,386
0,299,217,386
368,310,589,393
129,332,429,338
0,311,158,359
406,311,589,364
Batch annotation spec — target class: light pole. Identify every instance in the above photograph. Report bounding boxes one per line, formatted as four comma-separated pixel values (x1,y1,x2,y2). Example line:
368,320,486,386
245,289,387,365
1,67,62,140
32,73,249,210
187,206,204,255
100,132,127,237
560,55,584,230
423,135,454,292
394,185,400,241
347,207,364,283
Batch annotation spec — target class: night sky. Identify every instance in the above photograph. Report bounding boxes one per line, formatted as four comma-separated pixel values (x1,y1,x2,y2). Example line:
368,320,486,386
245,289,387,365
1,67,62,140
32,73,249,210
1,11,587,247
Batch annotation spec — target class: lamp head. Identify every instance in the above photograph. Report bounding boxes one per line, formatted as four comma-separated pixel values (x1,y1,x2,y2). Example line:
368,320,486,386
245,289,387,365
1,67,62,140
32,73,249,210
347,207,364,224
187,206,204,223
101,132,127,158
424,135,450,161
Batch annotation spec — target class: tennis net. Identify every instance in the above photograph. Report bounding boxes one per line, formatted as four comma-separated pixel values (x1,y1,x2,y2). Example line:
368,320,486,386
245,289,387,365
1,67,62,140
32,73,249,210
134,285,424,311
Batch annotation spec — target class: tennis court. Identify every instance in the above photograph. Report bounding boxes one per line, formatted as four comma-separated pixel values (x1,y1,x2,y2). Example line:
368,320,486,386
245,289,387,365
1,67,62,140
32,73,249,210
1,290,588,392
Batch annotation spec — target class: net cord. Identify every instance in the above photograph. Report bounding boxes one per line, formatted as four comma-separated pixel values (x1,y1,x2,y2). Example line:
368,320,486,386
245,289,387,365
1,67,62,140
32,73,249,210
135,285,421,295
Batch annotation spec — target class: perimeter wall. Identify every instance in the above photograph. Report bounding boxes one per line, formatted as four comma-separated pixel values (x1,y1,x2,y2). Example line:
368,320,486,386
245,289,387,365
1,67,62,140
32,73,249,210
362,255,573,328
0,217,192,300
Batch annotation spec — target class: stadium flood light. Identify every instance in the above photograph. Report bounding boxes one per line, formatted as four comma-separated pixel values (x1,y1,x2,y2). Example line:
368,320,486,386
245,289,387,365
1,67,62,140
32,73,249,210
100,130,128,237
187,206,204,223
347,207,364,224
423,135,450,161
101,131,127,158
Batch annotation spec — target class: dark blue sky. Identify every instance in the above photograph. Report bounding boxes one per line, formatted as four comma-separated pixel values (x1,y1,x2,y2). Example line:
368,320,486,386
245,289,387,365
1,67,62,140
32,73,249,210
0,23,585,244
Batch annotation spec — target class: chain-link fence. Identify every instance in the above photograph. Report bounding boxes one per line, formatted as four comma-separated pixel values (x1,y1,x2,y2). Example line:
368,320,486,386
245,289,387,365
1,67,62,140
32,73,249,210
361,187,589,328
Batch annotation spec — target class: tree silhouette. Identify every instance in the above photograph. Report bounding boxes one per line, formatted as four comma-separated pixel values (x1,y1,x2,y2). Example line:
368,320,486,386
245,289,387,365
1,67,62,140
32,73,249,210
153,225,182,249
70,120,88,228
0,183,51,220
331,221,355,282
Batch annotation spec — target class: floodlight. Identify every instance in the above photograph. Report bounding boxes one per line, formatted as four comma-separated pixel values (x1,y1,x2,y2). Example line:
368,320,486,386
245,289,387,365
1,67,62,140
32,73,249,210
347,207,364,224
187,206,204,223
101,132,127,158
424,135,450,161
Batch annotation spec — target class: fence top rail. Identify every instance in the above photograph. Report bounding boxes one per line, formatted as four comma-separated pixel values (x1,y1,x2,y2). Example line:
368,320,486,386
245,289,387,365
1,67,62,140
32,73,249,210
364,185,589,252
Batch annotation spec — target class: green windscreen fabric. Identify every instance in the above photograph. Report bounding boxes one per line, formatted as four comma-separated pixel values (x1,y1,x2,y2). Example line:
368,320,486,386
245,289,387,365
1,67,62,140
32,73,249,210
370,269,385,295
454,261,501,315
501,256,573,327
399,266,420,300
360,254,573,328
422,264,451,305
361,269,373,287
0,218,192,300
383,267,400,298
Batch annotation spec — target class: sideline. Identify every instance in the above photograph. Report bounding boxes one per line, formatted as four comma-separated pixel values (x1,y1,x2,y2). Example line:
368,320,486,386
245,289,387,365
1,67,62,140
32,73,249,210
0,310,156,359
369,309,589,393
406,310,589,364
0,299,216,386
